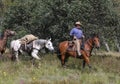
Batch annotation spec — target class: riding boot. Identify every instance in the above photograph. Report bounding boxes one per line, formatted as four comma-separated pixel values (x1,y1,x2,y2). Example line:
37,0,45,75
78,52,81,57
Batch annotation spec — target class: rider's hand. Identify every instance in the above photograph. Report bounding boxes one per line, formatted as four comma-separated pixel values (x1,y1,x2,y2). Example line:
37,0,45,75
73,36,77,40
82,35,85,38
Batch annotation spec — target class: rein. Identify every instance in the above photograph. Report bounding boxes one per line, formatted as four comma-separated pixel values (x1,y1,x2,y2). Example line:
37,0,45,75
84,38,95,56
86,38,94,48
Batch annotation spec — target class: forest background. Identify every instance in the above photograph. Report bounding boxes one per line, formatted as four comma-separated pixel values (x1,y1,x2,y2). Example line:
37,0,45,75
0,0,120,52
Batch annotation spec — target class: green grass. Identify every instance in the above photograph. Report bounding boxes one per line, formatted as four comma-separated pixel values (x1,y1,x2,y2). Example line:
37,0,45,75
0,53,120,84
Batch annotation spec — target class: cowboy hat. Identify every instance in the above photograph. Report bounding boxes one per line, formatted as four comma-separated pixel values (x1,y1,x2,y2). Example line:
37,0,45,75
75,21,82,25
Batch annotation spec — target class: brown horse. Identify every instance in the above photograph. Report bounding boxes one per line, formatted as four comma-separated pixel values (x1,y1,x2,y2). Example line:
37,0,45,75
58,33,100,68
0,29,16,57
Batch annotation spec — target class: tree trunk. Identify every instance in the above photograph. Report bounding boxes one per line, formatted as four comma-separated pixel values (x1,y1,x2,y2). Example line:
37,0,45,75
114,37,120,52
102,36,110,52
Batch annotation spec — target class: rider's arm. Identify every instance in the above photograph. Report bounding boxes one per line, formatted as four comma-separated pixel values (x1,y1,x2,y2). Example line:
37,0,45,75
70,28,74,40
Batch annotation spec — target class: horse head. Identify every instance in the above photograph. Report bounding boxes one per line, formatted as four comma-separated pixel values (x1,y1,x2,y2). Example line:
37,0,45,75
45,38,54,51
5,29,16,36
92,33,100,49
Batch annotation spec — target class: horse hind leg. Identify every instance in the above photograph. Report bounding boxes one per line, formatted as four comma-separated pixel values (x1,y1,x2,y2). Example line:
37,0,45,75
15,51,19,62
0,52,3,60
10,51,19,62
57,49,61,60
61,54,67,68
0,52,2,57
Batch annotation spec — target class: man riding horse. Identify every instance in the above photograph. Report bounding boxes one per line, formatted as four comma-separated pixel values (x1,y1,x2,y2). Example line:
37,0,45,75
69,21,85,57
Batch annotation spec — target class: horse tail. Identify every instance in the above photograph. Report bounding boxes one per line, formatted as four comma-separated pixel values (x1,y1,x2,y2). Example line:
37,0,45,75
10,48,16,61
56,47,61,60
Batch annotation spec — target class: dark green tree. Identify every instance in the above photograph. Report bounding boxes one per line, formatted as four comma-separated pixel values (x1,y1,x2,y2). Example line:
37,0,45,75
2,0,120,50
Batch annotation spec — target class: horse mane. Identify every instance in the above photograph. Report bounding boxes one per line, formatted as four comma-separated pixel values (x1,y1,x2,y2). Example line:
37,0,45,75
0,29,10,39
35,39,47,44
91,33,99,38
0,34,3,39
85,33,99,45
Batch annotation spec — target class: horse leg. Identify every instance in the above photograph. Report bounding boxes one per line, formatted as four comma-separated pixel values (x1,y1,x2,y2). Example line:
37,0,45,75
0,52,3,60
81,51,92,69
82,60,86,68
61,54,66,67
15,51,19,62
0,52,2,57
31,49,40,60
19,49,24,55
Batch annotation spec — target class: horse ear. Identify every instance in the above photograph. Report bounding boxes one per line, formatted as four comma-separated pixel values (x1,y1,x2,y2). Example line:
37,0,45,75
91,33,98,38
49,38,51,41
46,37,51,41
95,33,99,37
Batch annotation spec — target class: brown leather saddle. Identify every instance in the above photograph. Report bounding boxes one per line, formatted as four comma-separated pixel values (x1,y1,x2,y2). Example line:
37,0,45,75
67,41,76,51
67,41,84,51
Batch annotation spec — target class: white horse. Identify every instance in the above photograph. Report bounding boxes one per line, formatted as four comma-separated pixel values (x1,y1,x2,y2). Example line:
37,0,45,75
10,38,54,61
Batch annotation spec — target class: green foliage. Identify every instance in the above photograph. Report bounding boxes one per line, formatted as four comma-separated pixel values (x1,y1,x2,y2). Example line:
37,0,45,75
1,0,120,49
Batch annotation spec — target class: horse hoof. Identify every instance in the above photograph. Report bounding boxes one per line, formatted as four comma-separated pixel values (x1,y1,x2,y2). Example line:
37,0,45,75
38,58,41,60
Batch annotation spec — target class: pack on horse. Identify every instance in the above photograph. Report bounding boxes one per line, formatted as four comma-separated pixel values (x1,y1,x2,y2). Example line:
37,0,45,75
58,33,100,68
10,34,54,61
0,29,16,57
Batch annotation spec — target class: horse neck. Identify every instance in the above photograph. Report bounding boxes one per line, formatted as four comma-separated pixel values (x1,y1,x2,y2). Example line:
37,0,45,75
37,39,47,47
1,32,8,42
42,40,47,47
4,31,8,39
84,38,94,55
40,39,47,44
0,32,8,48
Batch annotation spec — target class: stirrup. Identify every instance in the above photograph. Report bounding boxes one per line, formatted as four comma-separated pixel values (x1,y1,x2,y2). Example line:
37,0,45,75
78,55,81,57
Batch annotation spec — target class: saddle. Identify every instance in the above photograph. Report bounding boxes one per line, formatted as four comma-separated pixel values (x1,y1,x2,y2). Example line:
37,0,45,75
67,41,84,51
67,41,76,51
19,34,38,51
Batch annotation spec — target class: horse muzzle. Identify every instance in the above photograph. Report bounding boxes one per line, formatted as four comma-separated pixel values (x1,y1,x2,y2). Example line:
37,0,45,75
96,46,100,49
11,31,16,36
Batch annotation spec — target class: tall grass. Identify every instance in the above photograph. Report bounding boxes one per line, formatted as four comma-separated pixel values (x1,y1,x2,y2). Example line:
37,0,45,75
0,53,120,84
